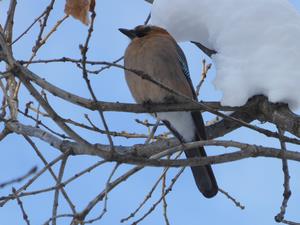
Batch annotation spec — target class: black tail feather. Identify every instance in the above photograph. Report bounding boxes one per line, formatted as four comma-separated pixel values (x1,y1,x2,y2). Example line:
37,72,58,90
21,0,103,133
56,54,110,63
184,147,218,198
162,115,218,198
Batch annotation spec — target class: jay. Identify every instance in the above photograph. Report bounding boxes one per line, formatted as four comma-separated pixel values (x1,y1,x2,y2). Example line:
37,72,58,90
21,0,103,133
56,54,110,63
119,25,218,198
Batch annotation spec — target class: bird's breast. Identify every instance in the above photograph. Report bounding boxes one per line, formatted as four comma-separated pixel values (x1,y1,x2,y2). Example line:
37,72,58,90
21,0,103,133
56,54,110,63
124,37,193,104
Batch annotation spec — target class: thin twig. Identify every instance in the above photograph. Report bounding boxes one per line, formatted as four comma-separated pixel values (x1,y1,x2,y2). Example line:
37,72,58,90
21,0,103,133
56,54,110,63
68,114,165,140
93,56,124,74
24,136,76,213
43,214,74,225
135,119,164,127
14,14,69,105
12,0,57,107
11,11,46,45
131,167,185,225
218,188,245,210
80,8,114,152
0,160,107,202
196,59,212,96
29,0,56,62
162,159,170,225
74,147,184,222
145,120,160,144
52,156,68,225
84,163,120,224
35,89,45,127
0,152,68,206
144,13,151,25
19,110,70,139
12,187,31,225
281,220,300,225
4,0,17,42
275,127,291,223
121,152,183,223
0,167,37,189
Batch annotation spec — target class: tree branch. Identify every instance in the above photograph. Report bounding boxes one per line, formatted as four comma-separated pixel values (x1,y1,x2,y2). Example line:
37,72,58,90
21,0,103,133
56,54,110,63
5,121,300,168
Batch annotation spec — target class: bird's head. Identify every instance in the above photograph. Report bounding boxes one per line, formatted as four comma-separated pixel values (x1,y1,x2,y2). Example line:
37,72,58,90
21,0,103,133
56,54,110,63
119,25,169,40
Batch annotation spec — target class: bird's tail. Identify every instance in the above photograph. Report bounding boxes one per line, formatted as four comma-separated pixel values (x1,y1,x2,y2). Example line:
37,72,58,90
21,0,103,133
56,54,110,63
184,146,218,198
159,112,218,198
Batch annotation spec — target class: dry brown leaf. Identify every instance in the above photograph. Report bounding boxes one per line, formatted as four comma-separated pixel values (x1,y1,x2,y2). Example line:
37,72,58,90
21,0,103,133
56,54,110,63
64,0,92,25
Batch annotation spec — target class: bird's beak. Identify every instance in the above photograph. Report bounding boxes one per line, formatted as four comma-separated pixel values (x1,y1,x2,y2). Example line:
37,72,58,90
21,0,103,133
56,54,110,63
119,28,136,39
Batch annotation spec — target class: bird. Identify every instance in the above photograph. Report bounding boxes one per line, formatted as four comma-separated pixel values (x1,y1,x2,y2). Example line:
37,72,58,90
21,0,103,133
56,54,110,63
119,25,218,198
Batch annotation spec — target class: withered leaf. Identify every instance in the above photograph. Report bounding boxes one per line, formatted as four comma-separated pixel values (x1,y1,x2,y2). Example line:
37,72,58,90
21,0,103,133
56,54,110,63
64,0,92,25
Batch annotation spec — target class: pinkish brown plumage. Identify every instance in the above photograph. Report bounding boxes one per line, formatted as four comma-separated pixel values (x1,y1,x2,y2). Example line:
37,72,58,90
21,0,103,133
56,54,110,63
120,25,218,198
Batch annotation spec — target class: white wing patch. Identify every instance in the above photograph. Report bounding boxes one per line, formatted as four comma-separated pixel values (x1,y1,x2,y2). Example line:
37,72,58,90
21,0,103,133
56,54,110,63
157,111,196,142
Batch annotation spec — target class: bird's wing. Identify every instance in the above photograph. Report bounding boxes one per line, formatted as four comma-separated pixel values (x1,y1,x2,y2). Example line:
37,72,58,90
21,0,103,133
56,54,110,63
175,44,197,100
175,43,207,140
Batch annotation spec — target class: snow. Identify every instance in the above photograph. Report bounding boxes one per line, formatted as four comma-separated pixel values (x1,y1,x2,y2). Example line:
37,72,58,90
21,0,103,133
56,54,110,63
150,0,300,110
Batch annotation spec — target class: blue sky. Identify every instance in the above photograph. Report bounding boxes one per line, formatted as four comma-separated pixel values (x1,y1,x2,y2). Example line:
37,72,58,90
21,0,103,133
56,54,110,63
0,1,300,225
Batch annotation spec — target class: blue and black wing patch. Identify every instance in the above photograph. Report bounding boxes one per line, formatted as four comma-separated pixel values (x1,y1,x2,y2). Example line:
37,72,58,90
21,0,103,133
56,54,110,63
175,44,190,81
175,44,197,99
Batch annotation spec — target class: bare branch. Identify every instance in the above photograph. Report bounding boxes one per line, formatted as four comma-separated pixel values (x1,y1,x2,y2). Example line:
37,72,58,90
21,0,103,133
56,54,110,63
4,0,17,43
120,152,183,223
281,220,300,225
131,167,185,225
0,167,37,189
23,136,76,214
161,167,170,225
0,126,11,141
52,156,68,225
5,121,300,168
0,160,107,203
12,187,31,225
12,57,300,138
0,153,68,206
84,163,120,224
12,58,300,143
275,128,291,223
79,8,114,152
219,188,245,210
196,59,212,96
1,2,300,223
